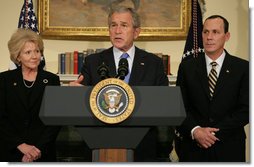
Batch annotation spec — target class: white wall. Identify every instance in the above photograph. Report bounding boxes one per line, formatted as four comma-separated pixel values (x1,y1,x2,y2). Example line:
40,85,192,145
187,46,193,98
0,0,250,162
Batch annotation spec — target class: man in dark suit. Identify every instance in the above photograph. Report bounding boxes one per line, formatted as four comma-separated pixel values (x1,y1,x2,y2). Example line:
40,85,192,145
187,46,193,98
175,15,249,162
70,6,173,161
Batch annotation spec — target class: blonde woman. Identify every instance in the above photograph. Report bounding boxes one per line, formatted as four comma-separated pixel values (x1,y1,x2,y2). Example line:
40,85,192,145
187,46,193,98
0,28,60,162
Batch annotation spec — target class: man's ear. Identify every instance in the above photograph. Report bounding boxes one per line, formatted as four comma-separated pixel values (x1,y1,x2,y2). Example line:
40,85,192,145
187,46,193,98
225,32,230,42
134,27,141,39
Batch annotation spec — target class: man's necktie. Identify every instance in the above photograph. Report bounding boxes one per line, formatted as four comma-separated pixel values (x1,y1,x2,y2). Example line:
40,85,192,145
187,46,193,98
208,61,218,98
120,53,130,83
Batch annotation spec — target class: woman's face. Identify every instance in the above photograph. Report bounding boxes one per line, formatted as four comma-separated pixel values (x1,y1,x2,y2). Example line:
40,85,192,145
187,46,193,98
18,41,41,71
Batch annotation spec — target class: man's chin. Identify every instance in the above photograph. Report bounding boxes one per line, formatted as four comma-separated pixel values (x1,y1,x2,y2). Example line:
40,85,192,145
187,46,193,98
113,43,124,50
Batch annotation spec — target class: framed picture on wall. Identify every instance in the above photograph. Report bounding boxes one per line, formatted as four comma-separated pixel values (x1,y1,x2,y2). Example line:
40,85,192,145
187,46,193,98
38,0,191,41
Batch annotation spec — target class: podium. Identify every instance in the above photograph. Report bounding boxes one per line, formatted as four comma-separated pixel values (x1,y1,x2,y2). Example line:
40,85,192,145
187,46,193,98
39,86,185,162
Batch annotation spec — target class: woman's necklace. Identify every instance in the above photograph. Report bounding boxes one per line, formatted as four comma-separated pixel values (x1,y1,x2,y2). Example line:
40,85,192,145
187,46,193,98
22,69,37,88
23,79,35,88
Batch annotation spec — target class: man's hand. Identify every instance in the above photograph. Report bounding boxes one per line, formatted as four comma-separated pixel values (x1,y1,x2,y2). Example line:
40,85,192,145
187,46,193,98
69,75,84,86
17,143,41,162
22,154,34,162
193,127,220,149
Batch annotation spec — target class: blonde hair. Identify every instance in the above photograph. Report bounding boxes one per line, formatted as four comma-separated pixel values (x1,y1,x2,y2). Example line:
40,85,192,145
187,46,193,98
8,28,44,65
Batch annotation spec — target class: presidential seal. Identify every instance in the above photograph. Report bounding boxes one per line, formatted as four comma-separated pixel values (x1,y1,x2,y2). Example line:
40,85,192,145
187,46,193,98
89,78,135,124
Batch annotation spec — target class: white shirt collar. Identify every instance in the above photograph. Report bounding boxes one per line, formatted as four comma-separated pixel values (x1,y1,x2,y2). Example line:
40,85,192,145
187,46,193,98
205,50,226,76
113,45,135,61
113,45,135,72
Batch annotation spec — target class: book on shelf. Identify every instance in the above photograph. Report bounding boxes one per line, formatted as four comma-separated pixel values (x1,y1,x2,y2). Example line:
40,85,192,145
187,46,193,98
73,51,78,74
154,53,171,75
58,48,179,76
167,54,171,75
162,54,168,75
65,52,71,74
57,49,176,85
163,54,171,75
58,53,66,74
58,48,95,75
95,48,106,53
78,52,84,74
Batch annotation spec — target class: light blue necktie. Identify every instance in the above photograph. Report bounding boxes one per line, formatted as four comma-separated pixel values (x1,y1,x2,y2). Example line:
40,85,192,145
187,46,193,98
120,53,130,83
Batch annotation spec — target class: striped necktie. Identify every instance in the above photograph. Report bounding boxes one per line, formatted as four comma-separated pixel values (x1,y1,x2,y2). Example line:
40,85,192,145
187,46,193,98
208,62,218,98
120,53,130,83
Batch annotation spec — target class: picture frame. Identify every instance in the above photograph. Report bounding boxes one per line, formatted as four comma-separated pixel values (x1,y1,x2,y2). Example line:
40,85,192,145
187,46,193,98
38,0,191,41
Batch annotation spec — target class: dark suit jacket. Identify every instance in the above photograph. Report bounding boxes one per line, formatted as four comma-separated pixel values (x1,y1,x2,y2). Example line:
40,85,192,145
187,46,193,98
81,47,168,86
0,67,61,162
176,50,249,161
80,46,169,161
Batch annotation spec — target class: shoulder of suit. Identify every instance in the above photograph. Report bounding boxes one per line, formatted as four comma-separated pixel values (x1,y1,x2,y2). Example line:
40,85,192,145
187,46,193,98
41,70,59,78
224,49,248,64
0,68,19,77
135,47,162,61
181,55,202,65
227,54,249,64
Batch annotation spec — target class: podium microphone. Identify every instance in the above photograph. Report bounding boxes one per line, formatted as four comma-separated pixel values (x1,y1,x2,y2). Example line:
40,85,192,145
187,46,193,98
97,62,109,80
117,58,129,80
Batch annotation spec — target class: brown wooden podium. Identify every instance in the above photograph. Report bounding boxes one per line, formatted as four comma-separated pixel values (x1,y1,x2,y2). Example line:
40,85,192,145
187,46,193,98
95,149,128,162
39,86,185,162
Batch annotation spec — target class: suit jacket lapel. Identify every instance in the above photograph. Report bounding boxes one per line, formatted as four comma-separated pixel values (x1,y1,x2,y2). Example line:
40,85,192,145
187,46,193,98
29,70,45,109
102,47,146,84
15,68,45,111
14,68,28,109
195,55,211,99
195,52,231,99
213,54,231,97
101,47,117,78
128,47,145,85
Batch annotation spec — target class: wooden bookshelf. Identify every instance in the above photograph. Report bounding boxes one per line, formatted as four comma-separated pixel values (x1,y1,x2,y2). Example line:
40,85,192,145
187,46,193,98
168,75,177,86
58,74,79,85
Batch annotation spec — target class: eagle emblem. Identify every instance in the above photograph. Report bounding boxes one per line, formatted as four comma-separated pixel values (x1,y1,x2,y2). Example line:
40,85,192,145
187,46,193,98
90,78,135,124
102,89,124,113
